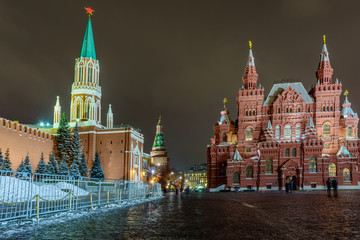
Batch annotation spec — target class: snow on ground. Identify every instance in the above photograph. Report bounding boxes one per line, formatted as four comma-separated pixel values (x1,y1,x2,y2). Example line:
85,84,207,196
55,182,89,197
0,176,89,203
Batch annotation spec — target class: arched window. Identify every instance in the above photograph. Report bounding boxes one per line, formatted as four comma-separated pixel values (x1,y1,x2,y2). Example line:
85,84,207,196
323,106,325,111
88,67,92,82
222,133,227,142
327,106,329,111
246,166,253,178
323,124,331,137
233,172,240,183
249,111,252,116
277,108,280,114
348,127,352,137
253,110,256,116
290,108,292,113
77,105,81,119
265,159,272,174
298,107,301,112
307,107,310,113
284,125,291,139
330,106,333,111
309,157,317,173
275,126,280,139
296,124,301,138
343,168,351,182
286,108,289,113
285,148,290,157
292,148,297,157
246,111,248,116
246,128,253,141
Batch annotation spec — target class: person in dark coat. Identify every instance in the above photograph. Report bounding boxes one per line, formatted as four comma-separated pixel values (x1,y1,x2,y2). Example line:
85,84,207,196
332,178,338,197
326,178,331,196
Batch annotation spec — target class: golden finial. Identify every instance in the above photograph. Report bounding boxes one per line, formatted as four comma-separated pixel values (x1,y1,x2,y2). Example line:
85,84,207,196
249,41,252,50
344,90,349,96
323,35,326,44
223,98,228,111
157,115,162,125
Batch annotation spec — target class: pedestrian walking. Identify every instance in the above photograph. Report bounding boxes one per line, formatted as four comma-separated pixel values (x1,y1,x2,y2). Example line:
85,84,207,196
332,178,338,197
176,185,179,195
326,178,331,196
290,180,294,193
285,178,290,193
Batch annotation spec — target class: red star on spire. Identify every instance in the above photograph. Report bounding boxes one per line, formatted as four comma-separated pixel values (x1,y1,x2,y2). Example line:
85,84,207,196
84,7,95,17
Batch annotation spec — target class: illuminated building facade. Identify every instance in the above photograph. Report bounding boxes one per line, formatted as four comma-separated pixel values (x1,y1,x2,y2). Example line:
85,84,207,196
184,163,207,190
150,117,170,169
207,37,360,191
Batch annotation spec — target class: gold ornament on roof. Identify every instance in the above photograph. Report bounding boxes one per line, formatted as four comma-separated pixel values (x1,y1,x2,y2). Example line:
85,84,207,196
323,35,326,44
249,41,252,49
223,98,228,111
344,90,349,96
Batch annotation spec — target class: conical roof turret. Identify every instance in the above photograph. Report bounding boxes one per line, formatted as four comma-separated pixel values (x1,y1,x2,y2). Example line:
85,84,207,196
80,17,96,60
261,119,274,141
153,116,165,148
316,35,333,84
341,91,357,118
242,41,259,89
219,98,232,125
305,116,317,138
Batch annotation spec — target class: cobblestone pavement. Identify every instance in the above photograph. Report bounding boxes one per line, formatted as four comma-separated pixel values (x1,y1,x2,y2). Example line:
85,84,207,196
5,190,360,240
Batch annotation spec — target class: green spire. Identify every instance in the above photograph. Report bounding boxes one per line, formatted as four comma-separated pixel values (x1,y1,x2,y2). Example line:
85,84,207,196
157,115,162,125
153,116,165,148
80,17,96,60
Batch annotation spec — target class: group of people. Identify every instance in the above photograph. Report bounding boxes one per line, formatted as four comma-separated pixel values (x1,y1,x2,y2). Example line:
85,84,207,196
285,178,295,193
326,178,338,197
175,185,190,195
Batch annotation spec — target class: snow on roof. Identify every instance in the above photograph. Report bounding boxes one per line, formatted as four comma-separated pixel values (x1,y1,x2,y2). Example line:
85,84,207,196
263,82,313,106
231,149,242,161
336,145,352,157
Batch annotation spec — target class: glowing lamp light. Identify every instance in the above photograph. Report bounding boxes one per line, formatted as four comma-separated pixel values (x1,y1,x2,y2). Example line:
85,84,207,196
157,163,160,166
46,123,50,126
171,172,174,175
151,180,154,184
151,169,155,175
39,122,44,127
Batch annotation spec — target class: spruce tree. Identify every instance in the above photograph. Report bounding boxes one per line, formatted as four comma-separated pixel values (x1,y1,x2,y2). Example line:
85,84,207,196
0,149,4,170
2,149,12,171
23,155,33,174
69,159,80,178
90,152,104,179
78,152,88,177
16,160,25,177
46,161,55,175
58,155,69,176
35,153,47,174
48,152,59,174
69,122,82,165
55,113,71,161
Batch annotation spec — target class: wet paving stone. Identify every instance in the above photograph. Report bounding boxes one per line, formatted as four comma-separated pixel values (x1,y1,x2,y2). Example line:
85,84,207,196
6,190,360,239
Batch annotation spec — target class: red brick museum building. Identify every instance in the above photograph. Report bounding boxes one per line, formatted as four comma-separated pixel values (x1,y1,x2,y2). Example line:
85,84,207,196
207,38,360,191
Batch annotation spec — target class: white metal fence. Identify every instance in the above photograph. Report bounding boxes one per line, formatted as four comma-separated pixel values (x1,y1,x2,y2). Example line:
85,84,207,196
0,170,162,222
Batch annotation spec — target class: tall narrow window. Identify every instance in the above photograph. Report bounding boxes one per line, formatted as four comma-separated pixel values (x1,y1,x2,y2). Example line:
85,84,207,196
79,67,83,81
296,124,301,138
285,148,290,157
246,128,253,141
309,157,317,173
276,126,280,139
88,67,92,82
329,163,336,176
246,166,253,178
292,148,297,157
323,124,331,137
343,168,351,182
277,108,280,114
265,159,272,174
77,105,80,119
233,172,240,183
285,125,291,139
348,127,352,137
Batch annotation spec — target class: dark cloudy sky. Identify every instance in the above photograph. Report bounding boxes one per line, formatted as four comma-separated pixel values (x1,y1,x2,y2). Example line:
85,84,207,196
0,1,359,170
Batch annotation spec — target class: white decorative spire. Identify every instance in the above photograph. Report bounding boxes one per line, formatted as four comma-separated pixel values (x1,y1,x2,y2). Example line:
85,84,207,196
247,41,255,67
53,96,61,128
107,104,113,128
307,116,315,128
266,119,273,129
320,35,330,62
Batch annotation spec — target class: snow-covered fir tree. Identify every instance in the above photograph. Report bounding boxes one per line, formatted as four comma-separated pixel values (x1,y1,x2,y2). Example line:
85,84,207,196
48,152,59,174
69,122,82,165
78,152,88,177
2,149,12,171
46,160,55,175
69,159,80,178
23,155,33,174
16,160,25,172
55,113,71,161
90,152,104,179
0,149,4,170
35,153,47,174
58,155,69,176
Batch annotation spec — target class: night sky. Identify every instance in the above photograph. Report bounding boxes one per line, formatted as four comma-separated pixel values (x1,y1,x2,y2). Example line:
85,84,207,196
0,1,359,170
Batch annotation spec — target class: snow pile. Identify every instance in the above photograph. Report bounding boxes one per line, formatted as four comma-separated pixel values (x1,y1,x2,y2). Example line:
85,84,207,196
55,182,89,197
0,176,89,203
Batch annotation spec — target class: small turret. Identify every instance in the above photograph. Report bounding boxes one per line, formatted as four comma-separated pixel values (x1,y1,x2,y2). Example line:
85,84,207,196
106,104,113,128
341,90,357,118
261,119,274,141
316,35,333,85
242,41,259,90
219,98,232,125
53,96,61,128
304,116,317,139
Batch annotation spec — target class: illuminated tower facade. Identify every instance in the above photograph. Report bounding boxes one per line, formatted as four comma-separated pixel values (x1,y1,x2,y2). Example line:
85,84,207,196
70,15,101,127
150,116,170,169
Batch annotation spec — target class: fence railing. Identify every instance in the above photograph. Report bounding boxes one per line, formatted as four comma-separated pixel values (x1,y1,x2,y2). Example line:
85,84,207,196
0,170,162,222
